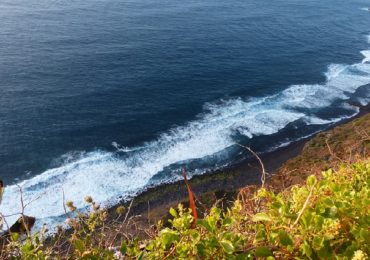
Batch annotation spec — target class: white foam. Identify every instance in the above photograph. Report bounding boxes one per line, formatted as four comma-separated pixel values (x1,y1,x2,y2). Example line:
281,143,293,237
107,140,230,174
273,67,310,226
112,142,139,153
357,94,370,106
2,33,370,232
325,64,348,80
1,100,304,230
303,116,333,125
361,50,370,64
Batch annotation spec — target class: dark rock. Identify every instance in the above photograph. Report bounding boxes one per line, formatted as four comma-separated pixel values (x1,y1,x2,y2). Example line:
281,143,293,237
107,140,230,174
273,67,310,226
9,216,36,234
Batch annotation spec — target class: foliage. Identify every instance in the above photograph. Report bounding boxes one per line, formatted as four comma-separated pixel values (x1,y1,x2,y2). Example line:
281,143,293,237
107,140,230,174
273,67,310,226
271,113,370,190
123,161,369,259
0,160,369,259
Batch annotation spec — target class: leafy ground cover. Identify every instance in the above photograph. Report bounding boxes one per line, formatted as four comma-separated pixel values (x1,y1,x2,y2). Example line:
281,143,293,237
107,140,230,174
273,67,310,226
1,159,369,259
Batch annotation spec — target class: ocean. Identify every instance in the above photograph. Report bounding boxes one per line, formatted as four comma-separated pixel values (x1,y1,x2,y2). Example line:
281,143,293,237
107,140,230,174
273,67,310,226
1,0,370,228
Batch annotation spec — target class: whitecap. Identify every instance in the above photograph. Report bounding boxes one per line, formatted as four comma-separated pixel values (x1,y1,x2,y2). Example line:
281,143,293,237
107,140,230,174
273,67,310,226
361,50,370,64
2,31,370,231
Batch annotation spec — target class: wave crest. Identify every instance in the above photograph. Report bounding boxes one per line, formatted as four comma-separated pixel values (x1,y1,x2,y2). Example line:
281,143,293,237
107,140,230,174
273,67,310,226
2,37,370,231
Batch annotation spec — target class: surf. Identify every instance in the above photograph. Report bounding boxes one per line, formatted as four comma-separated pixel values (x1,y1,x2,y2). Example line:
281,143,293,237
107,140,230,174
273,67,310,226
1,34,370,231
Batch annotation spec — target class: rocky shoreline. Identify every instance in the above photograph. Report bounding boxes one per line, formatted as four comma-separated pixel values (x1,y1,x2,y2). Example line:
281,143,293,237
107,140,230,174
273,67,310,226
109,103,370,224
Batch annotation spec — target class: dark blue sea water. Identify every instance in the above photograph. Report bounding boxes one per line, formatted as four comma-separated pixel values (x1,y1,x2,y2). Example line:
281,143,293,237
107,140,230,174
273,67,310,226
1,0,370,227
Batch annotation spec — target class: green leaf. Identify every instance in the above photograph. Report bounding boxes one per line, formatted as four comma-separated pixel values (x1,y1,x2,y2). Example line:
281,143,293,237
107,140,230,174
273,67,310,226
255,246,273,257
137,251,145,260
120,242,127,255
35,236,40,245
169,207,177,217
11,232,19,242
317,240,333,259
301,212,312,229
196,219,213,232
359,228,370,241
307,175,317,187
220,240,234,254
252,213,272,222
21,240,34,253
74,239,85,253
255,226,266,242
312,236,324,251
196,243,206,256
208,236,219,248
278,230,293,246
235,253,250,260
210,207,222,217
189,229,200,240
269,231,279,243
160,229,179,248
301,240,312,257
323,198,334,207
222,217,233,226
283,213,297,220
314,215,324,229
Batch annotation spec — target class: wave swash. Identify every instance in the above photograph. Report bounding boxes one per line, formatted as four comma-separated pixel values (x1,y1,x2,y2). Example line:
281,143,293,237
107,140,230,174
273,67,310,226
1,34,370,231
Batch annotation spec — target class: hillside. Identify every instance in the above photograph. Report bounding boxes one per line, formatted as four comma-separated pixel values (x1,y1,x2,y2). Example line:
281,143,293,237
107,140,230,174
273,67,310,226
0,113,369,259
270,113,370,190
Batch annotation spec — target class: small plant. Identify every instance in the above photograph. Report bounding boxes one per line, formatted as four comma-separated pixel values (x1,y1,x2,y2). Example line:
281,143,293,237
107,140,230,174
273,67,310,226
0,160,369,259
126,161,369,259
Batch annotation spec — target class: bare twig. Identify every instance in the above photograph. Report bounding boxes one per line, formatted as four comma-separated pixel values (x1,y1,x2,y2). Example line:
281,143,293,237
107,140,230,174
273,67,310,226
123,199,134,226
109,199,135,247
163,237,183,260
1,212,23,218
24,192,46,209
62,189,70,218
325,138,344,163
353,124,370,140
293,184,315,226
0,213,11,233
237,144,268,187
17,185,31,236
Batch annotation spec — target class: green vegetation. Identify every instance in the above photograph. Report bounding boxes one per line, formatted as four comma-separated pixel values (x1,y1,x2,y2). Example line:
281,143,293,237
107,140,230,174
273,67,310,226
1,160,369,259
1,114,369,259
271,113,370,190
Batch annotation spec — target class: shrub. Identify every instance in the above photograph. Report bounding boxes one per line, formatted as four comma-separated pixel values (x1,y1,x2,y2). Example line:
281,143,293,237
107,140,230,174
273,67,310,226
124,161,369,259
0,160,369,259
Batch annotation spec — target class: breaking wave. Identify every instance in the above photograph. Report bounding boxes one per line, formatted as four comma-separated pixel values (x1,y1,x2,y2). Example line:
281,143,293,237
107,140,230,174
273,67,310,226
1,36,370,230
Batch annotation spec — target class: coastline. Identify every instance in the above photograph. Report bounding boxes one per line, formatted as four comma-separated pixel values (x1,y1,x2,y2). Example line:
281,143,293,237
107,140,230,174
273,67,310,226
110,103,370,222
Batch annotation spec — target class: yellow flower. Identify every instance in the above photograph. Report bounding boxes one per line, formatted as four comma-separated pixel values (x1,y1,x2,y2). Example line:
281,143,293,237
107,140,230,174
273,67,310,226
352,250,368,260
84,196,93,204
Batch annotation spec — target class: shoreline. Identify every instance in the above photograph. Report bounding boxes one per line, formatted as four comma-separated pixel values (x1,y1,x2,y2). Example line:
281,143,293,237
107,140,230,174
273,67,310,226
110,103,370,221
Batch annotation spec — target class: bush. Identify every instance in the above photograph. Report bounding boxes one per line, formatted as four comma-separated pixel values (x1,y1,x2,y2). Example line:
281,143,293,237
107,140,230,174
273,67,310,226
125,161,369,259
1,160,369,259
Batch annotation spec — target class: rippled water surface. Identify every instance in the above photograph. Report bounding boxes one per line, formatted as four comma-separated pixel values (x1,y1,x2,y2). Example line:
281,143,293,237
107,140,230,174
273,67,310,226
1,0,370,227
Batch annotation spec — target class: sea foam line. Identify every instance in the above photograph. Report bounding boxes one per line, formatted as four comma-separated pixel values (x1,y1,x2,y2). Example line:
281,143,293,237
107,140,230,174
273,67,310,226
1,36,370,231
